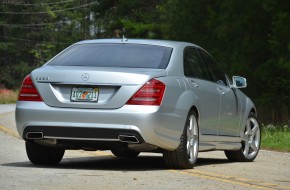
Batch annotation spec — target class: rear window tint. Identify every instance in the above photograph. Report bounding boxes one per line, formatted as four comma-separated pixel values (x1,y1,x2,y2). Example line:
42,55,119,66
48,43,172,69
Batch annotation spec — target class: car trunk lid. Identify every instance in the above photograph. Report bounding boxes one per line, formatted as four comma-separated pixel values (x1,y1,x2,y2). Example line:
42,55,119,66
31,66,167,109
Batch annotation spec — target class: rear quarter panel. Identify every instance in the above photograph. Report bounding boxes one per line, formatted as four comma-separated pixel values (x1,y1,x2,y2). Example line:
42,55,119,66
154,43,201,146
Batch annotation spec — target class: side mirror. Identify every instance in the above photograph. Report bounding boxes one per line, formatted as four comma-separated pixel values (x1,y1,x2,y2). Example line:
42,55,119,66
232,76,247,88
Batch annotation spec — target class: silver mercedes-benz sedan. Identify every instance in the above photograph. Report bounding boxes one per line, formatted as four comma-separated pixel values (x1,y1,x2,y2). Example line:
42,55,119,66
16,39,261,169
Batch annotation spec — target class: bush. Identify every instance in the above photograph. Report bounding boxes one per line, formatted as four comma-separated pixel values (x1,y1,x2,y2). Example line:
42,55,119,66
261,125,290,152
0,90,18,104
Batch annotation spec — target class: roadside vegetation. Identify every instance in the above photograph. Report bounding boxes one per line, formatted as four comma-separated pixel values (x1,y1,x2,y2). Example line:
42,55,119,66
0,90,18,104
261,125,290,152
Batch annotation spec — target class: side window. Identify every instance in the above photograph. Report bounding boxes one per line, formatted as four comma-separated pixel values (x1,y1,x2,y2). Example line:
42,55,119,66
183,47,209,80
198,49,228,86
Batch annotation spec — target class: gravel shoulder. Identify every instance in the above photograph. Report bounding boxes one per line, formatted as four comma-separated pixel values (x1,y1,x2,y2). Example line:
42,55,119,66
0,104,16,114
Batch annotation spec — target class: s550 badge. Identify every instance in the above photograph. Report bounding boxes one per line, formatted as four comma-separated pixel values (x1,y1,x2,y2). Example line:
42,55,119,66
35,77,49,81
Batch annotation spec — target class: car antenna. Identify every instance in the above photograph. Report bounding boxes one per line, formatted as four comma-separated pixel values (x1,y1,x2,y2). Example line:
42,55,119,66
121,35,128,42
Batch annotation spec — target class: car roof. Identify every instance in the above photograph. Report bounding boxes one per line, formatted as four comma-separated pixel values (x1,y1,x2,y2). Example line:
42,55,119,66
75,38,198,49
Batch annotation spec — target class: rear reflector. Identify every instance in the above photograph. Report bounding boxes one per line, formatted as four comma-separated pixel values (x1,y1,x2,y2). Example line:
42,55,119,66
18,75,43,101
126,79,165,106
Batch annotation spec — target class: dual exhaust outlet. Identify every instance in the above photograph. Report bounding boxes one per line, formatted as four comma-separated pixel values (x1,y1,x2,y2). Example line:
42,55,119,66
117,135,139,144
26,132,43,140
25,132,139,143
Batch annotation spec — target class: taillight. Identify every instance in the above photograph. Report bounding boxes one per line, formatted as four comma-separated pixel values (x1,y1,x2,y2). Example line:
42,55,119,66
126,79,165,106
18,75,43,101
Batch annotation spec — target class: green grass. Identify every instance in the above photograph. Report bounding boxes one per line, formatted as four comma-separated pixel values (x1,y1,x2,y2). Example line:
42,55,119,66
261,125,290,152
0,90,18,104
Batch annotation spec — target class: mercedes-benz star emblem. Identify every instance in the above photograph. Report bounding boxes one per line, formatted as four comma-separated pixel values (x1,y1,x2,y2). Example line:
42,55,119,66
81,73,90,81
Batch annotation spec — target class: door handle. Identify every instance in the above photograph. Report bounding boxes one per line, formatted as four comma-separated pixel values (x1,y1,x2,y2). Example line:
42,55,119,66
218,86,226,95
190,80,199,88
192,82,199,88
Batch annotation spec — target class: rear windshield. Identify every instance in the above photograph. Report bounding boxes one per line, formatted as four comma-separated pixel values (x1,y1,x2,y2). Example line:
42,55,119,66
48,43,172,69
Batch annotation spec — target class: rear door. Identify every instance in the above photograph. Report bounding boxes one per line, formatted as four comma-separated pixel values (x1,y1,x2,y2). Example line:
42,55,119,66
183,47,220,138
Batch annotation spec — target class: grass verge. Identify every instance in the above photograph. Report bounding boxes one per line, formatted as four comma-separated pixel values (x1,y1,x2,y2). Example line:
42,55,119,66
261,125,290,152
0,90,18,104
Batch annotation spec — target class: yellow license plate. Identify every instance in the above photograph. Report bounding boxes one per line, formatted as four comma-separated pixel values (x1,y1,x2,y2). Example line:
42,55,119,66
71,87,99,102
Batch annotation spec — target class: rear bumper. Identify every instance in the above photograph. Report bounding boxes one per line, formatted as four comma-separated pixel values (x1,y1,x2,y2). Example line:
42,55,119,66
23,126,144,143
16,101,187,150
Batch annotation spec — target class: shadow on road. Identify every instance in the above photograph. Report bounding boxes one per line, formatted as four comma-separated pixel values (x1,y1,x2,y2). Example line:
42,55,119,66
2,154,232,171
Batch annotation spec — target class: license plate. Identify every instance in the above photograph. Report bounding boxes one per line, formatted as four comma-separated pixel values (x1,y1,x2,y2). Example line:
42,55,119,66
71,87,99,102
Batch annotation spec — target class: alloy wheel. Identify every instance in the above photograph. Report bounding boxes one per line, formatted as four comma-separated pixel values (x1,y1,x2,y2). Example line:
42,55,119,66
187,115,199,164
241,117,261,160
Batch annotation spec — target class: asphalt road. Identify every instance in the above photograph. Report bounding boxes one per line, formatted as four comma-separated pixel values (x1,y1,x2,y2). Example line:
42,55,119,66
0,104,290,190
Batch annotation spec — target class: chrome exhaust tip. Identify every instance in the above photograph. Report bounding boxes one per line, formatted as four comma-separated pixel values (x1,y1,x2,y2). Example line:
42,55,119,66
118,135,139,144
26,132,43,140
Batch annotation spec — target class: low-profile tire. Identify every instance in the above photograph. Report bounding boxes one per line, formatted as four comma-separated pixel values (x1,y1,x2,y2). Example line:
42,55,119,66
225,113,261,162
111,148,140,158
163,110,199,169
26,142,65,165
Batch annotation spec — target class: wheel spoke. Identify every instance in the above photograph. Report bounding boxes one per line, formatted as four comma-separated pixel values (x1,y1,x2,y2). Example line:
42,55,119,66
187,141,190,155
246,120,251,133
187,128,191,139
250,142,258,152
251,124,258,135
189,144,194,159
187,120,192,157
193,134,198,142
241,134,248,142
243,143,250,156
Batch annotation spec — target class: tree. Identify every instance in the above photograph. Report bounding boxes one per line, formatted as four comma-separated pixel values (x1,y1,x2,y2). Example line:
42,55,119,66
0,0,94,88
91,0,164,38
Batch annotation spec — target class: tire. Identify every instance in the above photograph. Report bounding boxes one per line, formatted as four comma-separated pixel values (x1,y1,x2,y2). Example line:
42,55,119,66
111,148,140,158
26,142,65,165
163,110,199,169
225,113,261,162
